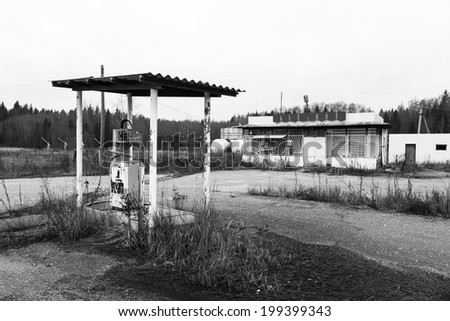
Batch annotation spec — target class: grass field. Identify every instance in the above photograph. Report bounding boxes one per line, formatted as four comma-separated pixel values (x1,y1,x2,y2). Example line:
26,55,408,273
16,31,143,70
0,148,106,178
0,148,244,179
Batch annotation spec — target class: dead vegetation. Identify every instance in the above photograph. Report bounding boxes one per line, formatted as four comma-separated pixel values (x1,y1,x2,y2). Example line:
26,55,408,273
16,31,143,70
248,172,450,218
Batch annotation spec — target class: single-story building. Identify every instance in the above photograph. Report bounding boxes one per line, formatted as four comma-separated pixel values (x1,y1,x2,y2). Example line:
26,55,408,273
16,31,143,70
221,112,390,169
388,134,450,165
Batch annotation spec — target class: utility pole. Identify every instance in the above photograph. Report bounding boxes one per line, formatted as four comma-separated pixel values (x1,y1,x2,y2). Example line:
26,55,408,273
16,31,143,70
418,107,422,134
418,107,430,134
280,92,283,113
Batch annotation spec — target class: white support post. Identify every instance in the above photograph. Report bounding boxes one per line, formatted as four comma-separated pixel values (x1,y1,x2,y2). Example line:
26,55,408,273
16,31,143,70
127,93,133,161
148,89,158,220
345,129,350,158
127,93,133,126
203,92,211,215
365,128,369,158
99,65,105,165
76,91,83,207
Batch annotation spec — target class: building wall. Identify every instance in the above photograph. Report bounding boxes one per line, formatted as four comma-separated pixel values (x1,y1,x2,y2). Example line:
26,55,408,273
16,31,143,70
389,134,450,163
330,157,377,169
241,154,378,169
346,112,384,123
303,136,326,166
242,135,380,169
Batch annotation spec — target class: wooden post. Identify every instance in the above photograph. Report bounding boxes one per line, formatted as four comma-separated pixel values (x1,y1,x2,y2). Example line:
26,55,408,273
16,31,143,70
149,89,158,221
204,92,211,215
76,91,83,207
127,93,133,161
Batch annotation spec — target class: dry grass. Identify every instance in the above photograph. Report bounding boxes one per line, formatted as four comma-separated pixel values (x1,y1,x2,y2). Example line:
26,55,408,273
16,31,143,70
248,173,450,218
149,214,278,293
0,148,106,179
115,197,282,294
0,178,115,242
38,178,117,241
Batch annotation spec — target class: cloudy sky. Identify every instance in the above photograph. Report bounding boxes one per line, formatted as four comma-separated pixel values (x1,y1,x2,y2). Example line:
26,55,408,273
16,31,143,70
1,0,449,121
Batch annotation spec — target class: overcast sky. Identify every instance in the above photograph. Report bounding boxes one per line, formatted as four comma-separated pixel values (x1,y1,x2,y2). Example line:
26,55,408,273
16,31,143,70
1,0,449,121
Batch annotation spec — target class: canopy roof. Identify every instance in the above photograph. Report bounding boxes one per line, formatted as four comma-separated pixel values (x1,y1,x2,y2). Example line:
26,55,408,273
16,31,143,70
52,72,244,97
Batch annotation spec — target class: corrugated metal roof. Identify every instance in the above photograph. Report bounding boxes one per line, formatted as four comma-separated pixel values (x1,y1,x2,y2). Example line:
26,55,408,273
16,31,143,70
240,120,389,128
52,72,244,97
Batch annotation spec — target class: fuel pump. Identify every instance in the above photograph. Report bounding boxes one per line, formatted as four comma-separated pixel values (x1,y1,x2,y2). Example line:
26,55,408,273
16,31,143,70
110,120,145,209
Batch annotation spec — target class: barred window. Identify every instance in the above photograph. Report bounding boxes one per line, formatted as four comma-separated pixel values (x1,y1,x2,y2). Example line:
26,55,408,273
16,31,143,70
287,135,303,155
349,135,366,158
327,134,380,158
329,135,347,157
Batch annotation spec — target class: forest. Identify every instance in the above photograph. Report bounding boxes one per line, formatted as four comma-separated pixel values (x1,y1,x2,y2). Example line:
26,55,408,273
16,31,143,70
0,102,246,149
379,90,450,134
0,90,448,149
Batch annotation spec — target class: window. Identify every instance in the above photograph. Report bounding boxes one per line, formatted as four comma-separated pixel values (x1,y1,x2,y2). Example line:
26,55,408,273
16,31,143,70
273,129,286,135
305,129,317,137
436,144,447,151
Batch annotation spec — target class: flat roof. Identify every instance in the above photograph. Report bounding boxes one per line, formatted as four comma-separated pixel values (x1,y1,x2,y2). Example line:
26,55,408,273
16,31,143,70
52,72,244,97
239,120,390,129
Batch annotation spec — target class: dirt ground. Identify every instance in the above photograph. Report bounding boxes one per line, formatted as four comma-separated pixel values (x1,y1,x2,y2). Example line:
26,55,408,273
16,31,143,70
0,238,236,300
2,230,450,301
2,169,450,300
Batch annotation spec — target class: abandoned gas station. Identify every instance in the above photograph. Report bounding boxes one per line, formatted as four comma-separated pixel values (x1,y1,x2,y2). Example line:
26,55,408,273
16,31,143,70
52,72,244,220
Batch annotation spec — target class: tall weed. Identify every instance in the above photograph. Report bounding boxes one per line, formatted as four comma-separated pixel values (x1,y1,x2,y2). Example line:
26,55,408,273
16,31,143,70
249,175,450,218
125,203,280,293
39,178,117,240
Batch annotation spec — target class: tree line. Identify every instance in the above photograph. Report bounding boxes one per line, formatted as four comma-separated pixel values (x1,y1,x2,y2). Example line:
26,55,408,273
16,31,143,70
0,91,448,149
249,101,372,116
0,101,245,149
380,90,450,133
